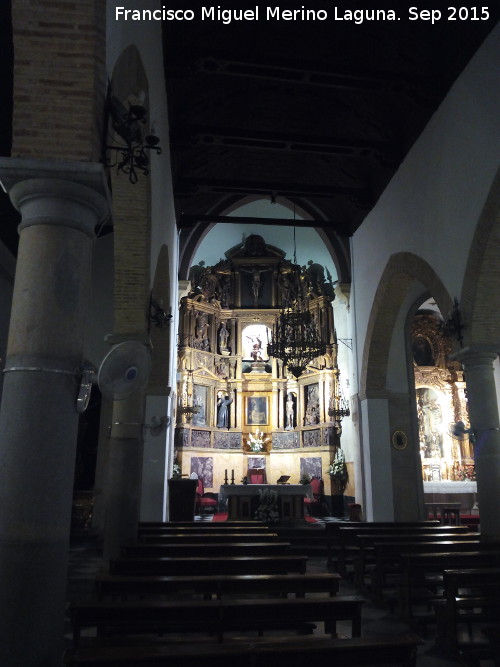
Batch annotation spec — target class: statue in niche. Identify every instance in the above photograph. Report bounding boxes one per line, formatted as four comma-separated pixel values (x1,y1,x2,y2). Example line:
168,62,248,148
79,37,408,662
246,334,264,362
193,311,210,351
218,321,230,355
285,393,295,430
216,391,233,429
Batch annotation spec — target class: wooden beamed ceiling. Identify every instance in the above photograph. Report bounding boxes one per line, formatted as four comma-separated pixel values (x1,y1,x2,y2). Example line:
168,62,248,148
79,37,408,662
163,2,499,239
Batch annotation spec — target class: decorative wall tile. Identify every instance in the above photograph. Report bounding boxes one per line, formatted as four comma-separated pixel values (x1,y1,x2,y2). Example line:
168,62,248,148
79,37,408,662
191,430,211,448
303,429,321,447
214,432,242,449
272,432,300,449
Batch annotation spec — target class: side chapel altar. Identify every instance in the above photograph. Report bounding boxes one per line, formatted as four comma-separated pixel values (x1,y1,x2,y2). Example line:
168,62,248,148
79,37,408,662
220,484,313,522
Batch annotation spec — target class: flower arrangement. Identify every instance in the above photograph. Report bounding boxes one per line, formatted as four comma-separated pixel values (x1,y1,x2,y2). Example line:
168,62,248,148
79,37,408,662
328,448,349,494
247,429,270,452
171,452,182,479
453,462,476,481
255,488,279,523
299,473,312,485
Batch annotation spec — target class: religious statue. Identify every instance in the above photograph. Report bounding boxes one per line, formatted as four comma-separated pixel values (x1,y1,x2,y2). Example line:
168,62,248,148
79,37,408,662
193,311,210,351
285,393,295,430
246,335,264,362
241,266,271,306
218,321,230,354
216,392,233,429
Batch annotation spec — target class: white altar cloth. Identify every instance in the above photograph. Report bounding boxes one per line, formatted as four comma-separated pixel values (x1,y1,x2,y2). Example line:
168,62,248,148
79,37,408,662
423,480,477,494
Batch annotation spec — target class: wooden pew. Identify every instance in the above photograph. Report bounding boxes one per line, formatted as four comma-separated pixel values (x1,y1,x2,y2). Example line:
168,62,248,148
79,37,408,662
95,571,341,601
121,541,290,558
353,532,479,589
325,521,440,565
110,554,308,576
69,596,366,646
397,549,500,618
334,524,468,577
63,633,423,667
139,521,268,531
138,532,279,544
369,539,486,603
434,567,500,658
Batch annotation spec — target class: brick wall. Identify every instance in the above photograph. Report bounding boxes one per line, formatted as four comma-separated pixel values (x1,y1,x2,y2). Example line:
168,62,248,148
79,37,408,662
11,0,106,161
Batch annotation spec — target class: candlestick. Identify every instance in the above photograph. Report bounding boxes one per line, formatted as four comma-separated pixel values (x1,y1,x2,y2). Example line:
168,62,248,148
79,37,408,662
224,469,228,485
231,469,235,484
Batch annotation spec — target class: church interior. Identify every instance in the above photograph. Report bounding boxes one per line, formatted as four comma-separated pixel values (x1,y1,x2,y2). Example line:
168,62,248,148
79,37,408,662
0,1,500,665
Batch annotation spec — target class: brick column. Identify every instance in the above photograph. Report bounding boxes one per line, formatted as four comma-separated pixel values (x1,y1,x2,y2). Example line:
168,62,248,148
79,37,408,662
452,346,500,541
0,159,108,666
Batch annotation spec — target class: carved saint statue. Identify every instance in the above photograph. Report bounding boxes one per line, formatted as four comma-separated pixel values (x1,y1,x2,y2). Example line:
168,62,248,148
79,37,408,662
216,392,233,429
285,393,295,430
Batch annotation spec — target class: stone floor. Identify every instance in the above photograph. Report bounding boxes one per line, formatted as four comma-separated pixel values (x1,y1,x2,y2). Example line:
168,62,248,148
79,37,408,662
64,520,496,666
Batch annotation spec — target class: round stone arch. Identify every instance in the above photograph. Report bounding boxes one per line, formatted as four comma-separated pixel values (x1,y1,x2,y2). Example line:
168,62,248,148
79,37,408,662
360,252,453,399
461,166,500,346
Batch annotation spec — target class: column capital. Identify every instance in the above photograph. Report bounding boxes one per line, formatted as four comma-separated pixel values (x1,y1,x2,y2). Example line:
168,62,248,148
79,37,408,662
449,345,499,367
0,158,111,236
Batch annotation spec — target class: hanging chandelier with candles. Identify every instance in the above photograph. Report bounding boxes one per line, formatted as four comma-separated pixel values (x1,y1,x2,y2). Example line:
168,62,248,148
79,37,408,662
267,262,327,378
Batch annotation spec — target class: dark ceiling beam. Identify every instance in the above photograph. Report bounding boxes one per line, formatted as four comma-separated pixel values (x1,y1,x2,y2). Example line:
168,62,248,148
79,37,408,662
170,125,397,160
193,57,425,94
176,177,372,205
178,213,351,234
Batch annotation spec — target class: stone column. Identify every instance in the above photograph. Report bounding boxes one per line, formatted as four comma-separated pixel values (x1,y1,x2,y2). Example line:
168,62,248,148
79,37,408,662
452,346,500,541
103,391,145,559
0,159,109,666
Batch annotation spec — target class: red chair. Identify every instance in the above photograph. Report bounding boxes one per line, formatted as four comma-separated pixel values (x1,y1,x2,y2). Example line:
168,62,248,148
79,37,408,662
304,476,324,516
196,478,217,515
248,468,266,484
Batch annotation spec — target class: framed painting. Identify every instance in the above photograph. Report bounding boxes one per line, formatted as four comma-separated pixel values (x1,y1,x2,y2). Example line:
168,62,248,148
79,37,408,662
245,395,268,426
192,384,208,426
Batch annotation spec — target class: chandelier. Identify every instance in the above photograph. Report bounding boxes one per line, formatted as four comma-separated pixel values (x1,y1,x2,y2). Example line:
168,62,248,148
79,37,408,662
328,395,350,421
267,262,327,378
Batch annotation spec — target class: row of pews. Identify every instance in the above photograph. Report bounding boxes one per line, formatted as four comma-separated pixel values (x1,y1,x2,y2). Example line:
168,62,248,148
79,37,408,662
64,520,421,666
326,520,500,664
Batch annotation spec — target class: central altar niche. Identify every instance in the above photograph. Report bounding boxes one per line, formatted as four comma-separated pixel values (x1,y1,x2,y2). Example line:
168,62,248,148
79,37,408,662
175,234,346,500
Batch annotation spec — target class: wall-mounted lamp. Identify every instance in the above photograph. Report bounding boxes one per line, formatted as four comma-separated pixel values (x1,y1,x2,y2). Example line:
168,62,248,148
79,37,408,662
105,94,162,184
149,296,172,330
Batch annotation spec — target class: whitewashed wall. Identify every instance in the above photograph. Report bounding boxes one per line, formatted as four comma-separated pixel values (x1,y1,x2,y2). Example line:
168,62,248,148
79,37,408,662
351,25,500,518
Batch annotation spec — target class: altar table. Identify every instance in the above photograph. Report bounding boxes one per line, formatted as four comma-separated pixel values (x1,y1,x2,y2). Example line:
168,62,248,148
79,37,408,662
219,484,312,522
423,480,478,514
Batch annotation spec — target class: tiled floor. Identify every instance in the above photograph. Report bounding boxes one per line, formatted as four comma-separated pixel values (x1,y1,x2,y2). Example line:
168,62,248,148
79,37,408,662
65,522,496,666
